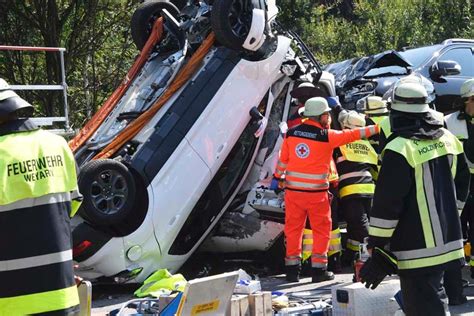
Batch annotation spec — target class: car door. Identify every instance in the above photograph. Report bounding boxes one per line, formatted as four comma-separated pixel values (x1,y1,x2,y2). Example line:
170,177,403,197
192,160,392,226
429,46,474,112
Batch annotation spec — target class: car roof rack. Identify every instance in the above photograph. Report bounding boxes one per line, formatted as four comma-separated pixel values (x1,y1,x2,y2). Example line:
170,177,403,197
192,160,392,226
441,38,474,45
0,45,73,137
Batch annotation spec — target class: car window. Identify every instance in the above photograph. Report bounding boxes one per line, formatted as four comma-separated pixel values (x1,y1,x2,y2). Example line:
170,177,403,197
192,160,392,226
398,45,442,68
438,48,474,76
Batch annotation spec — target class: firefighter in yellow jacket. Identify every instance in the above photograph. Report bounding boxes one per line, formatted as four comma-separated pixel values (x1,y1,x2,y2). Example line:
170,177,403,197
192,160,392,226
0,79,82,315
334,111,378,265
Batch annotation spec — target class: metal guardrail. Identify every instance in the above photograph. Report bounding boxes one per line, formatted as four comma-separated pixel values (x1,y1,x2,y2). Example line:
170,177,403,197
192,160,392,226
0,45,73,136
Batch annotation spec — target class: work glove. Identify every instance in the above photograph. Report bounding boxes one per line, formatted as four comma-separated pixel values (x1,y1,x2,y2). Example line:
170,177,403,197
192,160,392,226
359,247,397,290
270,177,284,194
326,96,341,109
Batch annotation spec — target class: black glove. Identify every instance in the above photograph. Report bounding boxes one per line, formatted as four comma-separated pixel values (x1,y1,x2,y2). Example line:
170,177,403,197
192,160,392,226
470,265,474,279
359,247,397,290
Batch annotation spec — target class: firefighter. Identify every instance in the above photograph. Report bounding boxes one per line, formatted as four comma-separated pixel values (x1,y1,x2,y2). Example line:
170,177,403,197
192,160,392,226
287,82,324,128
361,81,469,315
272,97,379,283
334,111,378,266
0,79,82,314
356,95,388,155
445,78,474,282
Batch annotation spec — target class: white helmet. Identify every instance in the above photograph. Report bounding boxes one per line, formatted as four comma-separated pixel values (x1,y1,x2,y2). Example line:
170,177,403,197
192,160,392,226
356,96,388,114
298,97,331,117
403,74,435,104
386,74,435,104
391,82,430,113
340,110,366,129
0,78,18,101
461,79,474,98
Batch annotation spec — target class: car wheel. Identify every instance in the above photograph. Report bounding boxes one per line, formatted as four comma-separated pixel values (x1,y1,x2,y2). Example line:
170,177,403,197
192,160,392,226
78,159,136,226
211,0,255,50
131,0,181,51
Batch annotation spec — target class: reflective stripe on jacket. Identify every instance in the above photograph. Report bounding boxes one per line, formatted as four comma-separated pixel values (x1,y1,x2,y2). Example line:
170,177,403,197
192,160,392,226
275,120,379,192
335,139,377,199
0,128,80,314
369,128,465,272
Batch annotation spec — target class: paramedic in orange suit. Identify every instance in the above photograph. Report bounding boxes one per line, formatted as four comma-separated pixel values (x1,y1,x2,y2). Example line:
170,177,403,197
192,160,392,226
272,97,379,283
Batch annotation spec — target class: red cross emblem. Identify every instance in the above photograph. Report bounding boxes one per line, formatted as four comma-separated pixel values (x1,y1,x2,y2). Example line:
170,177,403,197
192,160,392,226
295,143,310,158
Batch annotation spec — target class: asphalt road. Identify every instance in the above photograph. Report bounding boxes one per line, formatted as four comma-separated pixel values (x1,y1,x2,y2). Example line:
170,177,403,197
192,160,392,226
90,266,474,315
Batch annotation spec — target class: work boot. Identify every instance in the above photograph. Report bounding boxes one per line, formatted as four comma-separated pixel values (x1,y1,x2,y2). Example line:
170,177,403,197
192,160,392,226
312,268,335,283
285,265,300,282
327,254,342,274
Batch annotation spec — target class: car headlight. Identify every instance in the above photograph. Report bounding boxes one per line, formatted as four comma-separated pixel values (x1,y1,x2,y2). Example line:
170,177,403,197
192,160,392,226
343,82,377,102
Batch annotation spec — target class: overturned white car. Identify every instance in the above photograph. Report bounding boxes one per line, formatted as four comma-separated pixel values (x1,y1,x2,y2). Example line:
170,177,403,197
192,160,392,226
72,0,335,283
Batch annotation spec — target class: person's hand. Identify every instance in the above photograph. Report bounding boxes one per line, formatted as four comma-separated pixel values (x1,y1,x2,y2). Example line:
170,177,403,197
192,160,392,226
326,96,341,109
75,275,83,286
270,177,284,193
270,177,279,190
359,247,397,290
471,266,474,279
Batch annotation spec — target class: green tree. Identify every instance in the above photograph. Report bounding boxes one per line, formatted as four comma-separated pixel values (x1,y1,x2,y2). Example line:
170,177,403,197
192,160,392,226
0,0,139,129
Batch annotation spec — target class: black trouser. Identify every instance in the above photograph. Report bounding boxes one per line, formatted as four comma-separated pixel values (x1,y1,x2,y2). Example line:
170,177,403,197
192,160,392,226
443,262,464,302
400,270,448,316
340,197,370,244
461,192,474,246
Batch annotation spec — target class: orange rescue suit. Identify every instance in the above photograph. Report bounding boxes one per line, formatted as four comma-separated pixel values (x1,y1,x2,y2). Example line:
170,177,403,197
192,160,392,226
275,120,379,268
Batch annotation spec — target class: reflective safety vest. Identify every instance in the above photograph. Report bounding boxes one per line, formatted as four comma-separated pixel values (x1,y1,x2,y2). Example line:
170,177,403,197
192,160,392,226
0,129,80,314
379,116,392,141
445,111,474,174
336,139,377,199
370,129,464,271
275,120,379,192
367,115,387,125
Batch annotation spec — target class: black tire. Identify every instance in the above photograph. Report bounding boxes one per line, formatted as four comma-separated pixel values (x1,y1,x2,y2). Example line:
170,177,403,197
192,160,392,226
131,0,181,51
78,159,136,226
211,0,254,50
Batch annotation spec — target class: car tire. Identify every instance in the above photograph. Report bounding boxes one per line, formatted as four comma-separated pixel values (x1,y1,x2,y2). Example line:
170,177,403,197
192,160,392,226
131,0,181,51
211,0,254,50
78,159,136,226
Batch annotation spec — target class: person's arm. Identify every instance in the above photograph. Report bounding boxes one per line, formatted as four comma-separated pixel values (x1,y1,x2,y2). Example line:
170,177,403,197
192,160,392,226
454,152,470,210
274,136,289,179
464,121,474,162
367,150,412,249
328,125,380,148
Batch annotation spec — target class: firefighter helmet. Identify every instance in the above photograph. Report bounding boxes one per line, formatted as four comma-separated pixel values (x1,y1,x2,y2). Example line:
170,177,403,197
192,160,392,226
390,82,430,113
0,78,34,120
298,97,331,117
461,78,474,98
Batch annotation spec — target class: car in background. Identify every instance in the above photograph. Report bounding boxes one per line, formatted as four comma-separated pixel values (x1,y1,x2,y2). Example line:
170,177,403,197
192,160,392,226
71,0,335,283
325,39,474,113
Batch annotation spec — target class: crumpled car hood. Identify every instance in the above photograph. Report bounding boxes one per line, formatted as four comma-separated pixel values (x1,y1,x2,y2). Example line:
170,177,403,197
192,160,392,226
324,50,412,88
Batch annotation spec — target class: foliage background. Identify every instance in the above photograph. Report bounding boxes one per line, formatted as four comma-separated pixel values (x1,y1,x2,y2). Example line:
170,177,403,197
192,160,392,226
0,0,473,129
